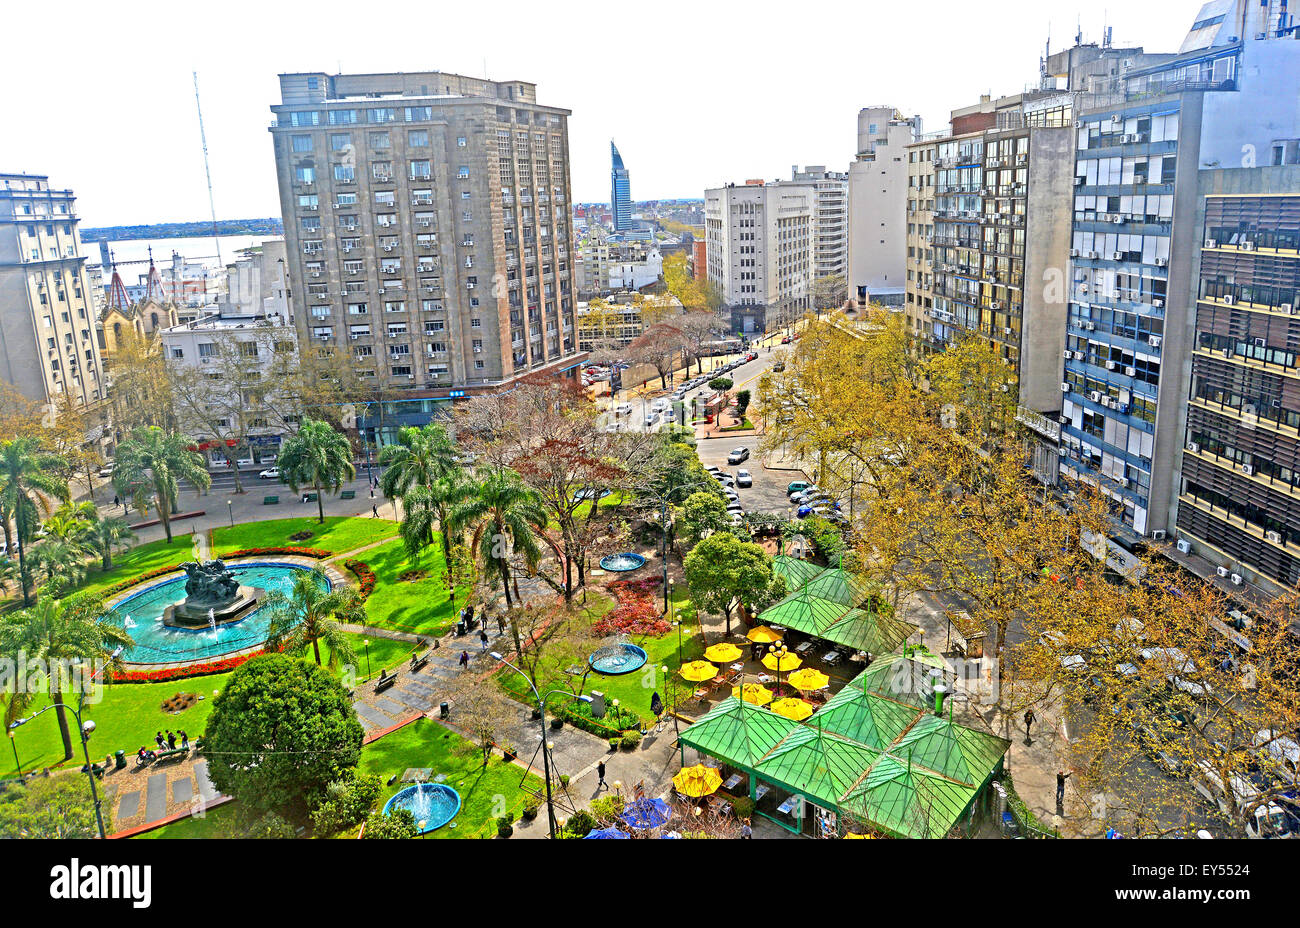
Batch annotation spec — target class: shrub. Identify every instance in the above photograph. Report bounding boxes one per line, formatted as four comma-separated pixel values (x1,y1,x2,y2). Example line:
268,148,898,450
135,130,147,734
310,771,383,837
620,729,642,751
363,807,419,839
588,794,625,824
565,809,596,837
609,736,621,750
736,389,751,417
708,376,733,392
732,796,755,820
521,797,541,821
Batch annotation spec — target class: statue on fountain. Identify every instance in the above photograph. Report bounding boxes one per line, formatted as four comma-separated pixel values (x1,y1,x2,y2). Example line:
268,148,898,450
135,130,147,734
163,559,266,628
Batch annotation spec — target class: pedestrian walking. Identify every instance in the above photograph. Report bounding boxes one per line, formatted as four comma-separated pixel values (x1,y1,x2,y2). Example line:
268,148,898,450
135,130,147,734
369,488,375,499
650,691,664,731
741,820,753,839
1056,770,1071,805
179,730,189,750
479,629,489,652
596,760,607,790
372,504,379,518
497,614,506,635
166,731,176,750
113,494,119,508
1023,707,1036,743
458,650,470,668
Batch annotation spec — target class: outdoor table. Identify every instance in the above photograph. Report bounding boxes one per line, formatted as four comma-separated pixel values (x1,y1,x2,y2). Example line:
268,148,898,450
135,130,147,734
822,651,842,665
756,673,774,684
401,767,432,783
795,641,816,654
723,773,743,790
694,688,709,700
777,796,799,815
754,784,771,801
730,662,744,672
849,651,868,663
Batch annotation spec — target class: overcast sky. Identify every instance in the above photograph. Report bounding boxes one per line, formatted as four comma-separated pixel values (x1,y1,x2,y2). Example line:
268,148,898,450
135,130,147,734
2,0,1196,226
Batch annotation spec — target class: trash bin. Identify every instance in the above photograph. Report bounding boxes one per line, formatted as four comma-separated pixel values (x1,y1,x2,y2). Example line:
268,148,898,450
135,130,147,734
114,750,126,771
455,620,466,636
439,702,450,719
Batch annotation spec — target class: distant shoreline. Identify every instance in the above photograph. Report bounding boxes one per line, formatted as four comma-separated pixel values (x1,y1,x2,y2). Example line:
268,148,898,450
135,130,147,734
80,219,284,243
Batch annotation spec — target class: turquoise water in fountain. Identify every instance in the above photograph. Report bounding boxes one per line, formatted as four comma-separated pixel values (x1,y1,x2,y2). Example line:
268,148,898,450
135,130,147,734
599,552,645,572
383,783,461,833
109,563,329,665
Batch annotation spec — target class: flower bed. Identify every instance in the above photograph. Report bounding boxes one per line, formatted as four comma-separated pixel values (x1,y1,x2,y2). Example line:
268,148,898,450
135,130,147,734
110,650,265,683
344,560,377,601
221,546,332,559
100,547,334,601
594,575,671,637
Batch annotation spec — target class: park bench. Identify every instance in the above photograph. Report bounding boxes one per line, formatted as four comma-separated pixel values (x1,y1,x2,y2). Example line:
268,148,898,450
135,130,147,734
155,747,190,766
302,492,319,503
263,495,279,505
410,650,430,673
340,490,356,500
375,669,400,693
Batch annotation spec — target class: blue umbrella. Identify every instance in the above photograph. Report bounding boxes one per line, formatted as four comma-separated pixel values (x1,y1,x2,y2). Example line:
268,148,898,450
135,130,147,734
621,796,671,830
585,826,630,839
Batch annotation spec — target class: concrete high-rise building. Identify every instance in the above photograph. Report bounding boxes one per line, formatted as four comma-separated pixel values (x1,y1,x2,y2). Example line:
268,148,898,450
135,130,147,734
847,106,922,307
1059,16,1300,542
785,166,849,283
0,172,109,434
610,141,632,231
268,70,585,443
704,182,814,335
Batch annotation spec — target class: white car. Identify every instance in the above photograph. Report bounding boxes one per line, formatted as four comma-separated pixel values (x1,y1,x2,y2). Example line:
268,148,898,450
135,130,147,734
736,469,752,488
259,467,281,480
615,403,633,416
645,413,658,426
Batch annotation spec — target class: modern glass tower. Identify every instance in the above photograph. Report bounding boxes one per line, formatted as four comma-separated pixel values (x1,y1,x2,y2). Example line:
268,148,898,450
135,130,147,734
610,141,632,231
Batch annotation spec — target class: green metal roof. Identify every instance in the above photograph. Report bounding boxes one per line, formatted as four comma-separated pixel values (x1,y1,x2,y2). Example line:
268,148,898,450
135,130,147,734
848,654,958,710
770,555,823,591
678,697,797,767
819,609,919,655
801,567,876,607
893,714,1012,786
756,586,851,636
840,753,979,840
813,686,920,749
753,725,882,808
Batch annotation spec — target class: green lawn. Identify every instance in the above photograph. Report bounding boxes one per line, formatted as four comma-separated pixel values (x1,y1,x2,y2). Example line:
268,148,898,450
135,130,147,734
4,674,232,778
495,586,705,726
211,516,398,557
359,718,542,839
75,535,201,600
360,538,467,637
133,803,232,839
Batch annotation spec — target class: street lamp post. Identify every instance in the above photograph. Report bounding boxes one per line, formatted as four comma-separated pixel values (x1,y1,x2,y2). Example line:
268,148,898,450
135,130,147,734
7,729,19,778
363,639,372,682
490,652,562,839
226,499,234,527
9,702,106,839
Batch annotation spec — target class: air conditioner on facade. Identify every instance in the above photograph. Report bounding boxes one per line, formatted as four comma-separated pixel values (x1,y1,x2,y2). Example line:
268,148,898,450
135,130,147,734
1112,252,1124,260
1205,239,1218,248
1063,349,1073,359
1216,565,1230,578
1106,360,1117,370
1061,382,1072,393
1112,216,1124,224
1088,251,1100,259
1242,464,1254,476
1231,573,1243,586
1074,351,1085,361
1222,347,1233,358
1149,336,1162,348
1267,530,1282,544
1176,538,1192,554
1089,390,1102,402
1082,321,1095,330
1070,248,1081,257
1125,366,1137,377
1153,257,1167,267
1074,177,1085,185
1241,241,1255,250
1151,529,1166,540
1152,299,1164,308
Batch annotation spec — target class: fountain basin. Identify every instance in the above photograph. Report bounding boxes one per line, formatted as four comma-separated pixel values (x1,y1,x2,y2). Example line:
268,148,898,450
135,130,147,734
599,552,646,572
383,783,461,833
588,642,649,676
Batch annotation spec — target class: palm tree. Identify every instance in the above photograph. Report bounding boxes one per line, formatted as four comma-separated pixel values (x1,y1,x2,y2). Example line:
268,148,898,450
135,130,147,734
0,593,133,761
263,570,365,669
378,423,458,497
85,515,136,571
112,427,211,543
0,437,70,606
278,418,356,524
452,469,547,608
397,470,476,572
30,539,90,594
44,501,97,545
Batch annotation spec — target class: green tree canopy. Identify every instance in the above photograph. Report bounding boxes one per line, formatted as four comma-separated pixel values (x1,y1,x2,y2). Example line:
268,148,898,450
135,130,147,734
277,418,357,524
682,532,781,635
0,436,70,605
263,569,365,669
676,491,731,547
112,427,211,543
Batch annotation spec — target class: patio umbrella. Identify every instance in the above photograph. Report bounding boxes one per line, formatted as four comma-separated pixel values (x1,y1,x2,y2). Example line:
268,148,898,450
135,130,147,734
704,642,744,664
660,831,682,839
673,764,723,798
787,668,831,691
731,682,774,706
747,625,782,643
585,826,630,839
621,796,671,830
762,651,803,673
679,660,719,683
769,697,814,721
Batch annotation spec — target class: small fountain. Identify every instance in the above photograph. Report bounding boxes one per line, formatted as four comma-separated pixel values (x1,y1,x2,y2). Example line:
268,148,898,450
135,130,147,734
162,560,266,629
599,552,646,572
588,633,648,676
382,783,461,834
123,615,136,630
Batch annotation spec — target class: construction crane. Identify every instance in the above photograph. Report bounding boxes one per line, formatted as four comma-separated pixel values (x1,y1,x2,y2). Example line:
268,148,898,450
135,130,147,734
193,71,223,268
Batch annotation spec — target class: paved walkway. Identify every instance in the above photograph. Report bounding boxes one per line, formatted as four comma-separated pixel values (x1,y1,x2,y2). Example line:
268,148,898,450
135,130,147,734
104,753,226,836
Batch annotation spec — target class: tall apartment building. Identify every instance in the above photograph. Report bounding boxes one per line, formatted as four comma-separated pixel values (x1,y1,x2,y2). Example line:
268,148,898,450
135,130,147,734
903,138,937,335
0,173,109,433
268,70,585,443
610,141,632,231
1059,18,1300,541
704,182,814,335
786,166,849,283
847,106,922,307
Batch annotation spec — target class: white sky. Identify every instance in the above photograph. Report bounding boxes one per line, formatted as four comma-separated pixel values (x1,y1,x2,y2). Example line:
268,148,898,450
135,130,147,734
1,0,1195,226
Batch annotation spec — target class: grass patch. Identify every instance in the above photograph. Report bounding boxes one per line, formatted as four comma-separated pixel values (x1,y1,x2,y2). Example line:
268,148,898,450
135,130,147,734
359,718,542,839
361,539,466,637
134,804,233,839
73,536,201,600
4,675,232,777
212,516,398,557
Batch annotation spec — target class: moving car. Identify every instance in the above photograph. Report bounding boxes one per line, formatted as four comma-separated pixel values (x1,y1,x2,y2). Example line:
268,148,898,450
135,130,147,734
259,466,281,479
736,469,752,488
727,447,750,465
615,403,633,416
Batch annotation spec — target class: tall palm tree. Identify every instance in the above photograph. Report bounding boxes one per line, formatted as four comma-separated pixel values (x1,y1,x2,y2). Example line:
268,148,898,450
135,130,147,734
0,593,133,761
378,423,458,497
0,437,70,606
263,570,365,669
451,469,547,608
396,469,476,569
85,515,137,571
278,418,356,524
112,427,211,543
44,501,97,545
30,539,90,594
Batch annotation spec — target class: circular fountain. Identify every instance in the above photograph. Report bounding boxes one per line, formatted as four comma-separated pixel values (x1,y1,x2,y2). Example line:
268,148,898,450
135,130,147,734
588,634,649,676
383,783,461,833
107,563,328,666
599,552,646,572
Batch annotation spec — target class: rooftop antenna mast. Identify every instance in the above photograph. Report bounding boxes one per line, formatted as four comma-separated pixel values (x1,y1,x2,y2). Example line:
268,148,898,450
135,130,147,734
193,71,223,268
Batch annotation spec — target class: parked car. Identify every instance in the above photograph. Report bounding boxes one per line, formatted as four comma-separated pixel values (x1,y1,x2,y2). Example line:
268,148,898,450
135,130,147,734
259,466,281,479
645,413,659,426
727,447,750,465
736,469,752,488
781,335,792,344
726,501,744,513
614,403,633,416
704,465,721,474
787,480,811,496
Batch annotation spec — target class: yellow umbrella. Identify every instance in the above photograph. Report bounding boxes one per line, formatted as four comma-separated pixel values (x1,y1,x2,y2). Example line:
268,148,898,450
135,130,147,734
747,626,782,643
787,668,831,692
843,832,875,839
762,651,803,673
704,642,744,664
678,660,718,683
769,697,814,721
673,764,723,798
731,682,774,706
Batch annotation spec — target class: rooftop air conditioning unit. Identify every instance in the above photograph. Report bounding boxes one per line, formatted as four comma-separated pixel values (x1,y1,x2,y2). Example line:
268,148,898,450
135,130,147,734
1216,565,1230,578
1176,538,1193,554
1267,530,1282,544
1231,573,1243,586
1242,463,1254,476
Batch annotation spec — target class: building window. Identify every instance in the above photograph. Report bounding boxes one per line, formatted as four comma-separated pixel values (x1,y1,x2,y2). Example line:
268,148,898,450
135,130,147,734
408,130,429,147
291,135,313,152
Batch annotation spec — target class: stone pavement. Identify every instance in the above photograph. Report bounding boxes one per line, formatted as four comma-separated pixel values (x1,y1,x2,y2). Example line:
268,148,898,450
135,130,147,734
104,753,226,836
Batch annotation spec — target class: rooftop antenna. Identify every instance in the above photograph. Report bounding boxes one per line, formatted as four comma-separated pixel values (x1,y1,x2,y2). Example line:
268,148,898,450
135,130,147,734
192,71,223,269
1076,16,1083,46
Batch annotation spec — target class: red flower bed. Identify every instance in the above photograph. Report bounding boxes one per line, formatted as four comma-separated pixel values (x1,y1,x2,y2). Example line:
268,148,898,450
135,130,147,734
344,559,376,601
221,546,332,559
109,649,265,683
595,574,671,637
